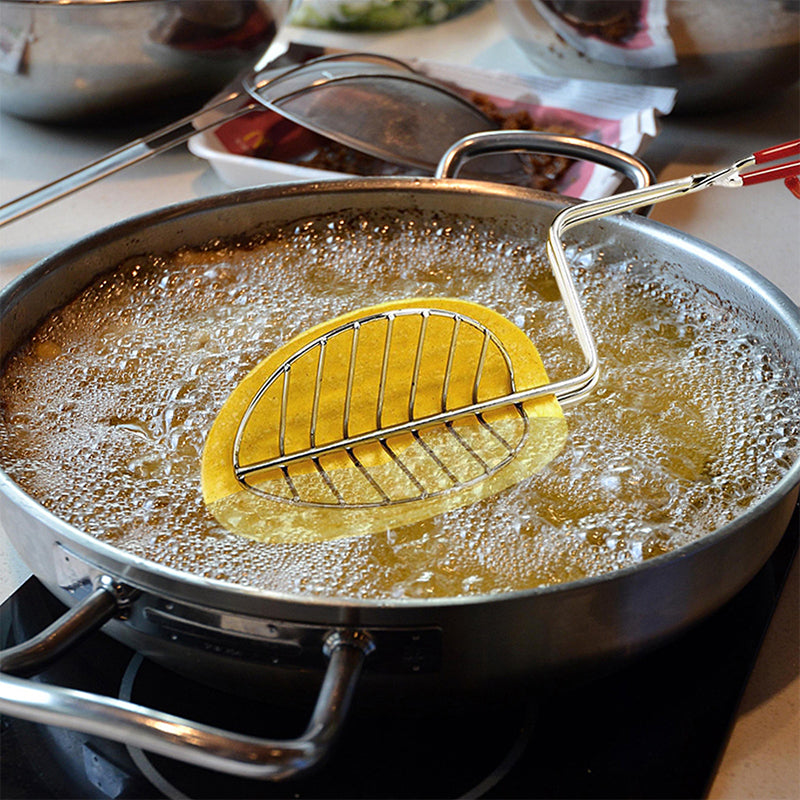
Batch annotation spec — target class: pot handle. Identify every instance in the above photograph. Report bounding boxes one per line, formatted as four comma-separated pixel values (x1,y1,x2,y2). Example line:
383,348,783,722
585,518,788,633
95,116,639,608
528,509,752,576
0,578,374,781
436,130,655,214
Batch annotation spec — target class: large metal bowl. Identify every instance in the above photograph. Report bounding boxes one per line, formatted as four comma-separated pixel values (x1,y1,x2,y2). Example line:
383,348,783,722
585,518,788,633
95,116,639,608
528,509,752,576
0,0,293,122
498,0,800,113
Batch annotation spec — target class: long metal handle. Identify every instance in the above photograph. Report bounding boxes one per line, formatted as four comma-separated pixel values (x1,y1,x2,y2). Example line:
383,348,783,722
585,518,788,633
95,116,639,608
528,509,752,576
539,139,799,407
0,580,373,780
0,94,252,229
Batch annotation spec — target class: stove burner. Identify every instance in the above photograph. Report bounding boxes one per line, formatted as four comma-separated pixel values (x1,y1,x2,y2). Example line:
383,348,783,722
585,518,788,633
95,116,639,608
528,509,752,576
1,502,797,799
115,650,537,799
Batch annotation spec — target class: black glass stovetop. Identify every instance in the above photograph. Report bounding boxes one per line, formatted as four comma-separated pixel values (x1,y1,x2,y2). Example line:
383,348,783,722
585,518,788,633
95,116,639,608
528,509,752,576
1,503,798,800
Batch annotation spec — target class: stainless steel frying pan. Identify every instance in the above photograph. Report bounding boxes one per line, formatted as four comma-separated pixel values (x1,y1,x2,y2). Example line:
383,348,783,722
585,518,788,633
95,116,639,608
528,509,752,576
0,133,797,780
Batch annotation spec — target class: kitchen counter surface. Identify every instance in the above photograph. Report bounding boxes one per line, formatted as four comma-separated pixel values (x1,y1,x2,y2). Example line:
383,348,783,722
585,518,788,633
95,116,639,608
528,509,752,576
1,4,798,797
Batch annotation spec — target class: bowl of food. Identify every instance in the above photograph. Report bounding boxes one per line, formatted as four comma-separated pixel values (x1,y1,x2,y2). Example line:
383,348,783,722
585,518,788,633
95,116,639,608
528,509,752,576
288,0,485,30
0,0,294,122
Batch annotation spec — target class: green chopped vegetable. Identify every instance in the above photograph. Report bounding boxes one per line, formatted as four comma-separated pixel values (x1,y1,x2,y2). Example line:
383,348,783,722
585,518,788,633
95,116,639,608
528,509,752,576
290,0,484,31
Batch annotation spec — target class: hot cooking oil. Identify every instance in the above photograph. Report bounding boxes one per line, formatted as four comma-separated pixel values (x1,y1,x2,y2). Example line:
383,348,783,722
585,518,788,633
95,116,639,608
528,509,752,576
0,209,797,599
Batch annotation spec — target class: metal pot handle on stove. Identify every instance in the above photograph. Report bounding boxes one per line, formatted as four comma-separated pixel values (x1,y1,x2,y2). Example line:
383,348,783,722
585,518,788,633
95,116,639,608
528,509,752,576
0,576,374,780
436,130,656,212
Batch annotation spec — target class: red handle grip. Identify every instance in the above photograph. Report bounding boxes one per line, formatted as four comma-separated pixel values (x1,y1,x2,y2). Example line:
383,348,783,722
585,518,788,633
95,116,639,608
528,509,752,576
742,139,800,191
741,160,800,186
753,139,800,164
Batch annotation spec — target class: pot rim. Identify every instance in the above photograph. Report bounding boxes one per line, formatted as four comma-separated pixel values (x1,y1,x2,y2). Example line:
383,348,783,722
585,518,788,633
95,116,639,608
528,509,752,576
1,176,799,614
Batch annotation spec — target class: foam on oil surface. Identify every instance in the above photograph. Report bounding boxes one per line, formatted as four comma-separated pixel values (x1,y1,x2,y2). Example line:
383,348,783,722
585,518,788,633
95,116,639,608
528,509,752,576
1,210,798,599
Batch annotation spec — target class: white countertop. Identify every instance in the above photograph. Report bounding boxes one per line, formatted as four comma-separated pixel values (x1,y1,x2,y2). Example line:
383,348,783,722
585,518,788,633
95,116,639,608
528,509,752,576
1,3,798,797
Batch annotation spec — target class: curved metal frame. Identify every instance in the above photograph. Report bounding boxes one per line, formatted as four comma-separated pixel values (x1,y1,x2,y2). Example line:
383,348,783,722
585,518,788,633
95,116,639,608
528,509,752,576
232,306,529,501
243,52,493,171
0,580,374,780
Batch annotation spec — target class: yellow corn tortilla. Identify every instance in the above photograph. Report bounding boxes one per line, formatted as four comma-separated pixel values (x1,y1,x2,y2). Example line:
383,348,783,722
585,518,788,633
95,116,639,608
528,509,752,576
202,298,567,542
